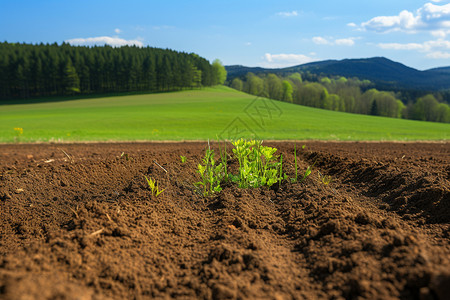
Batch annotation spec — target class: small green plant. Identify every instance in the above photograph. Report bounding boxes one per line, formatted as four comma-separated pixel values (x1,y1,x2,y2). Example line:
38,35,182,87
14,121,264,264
300,161,317,183
144,175,165,197
121,152,130,161
230,139,284,188
318,171,333,185
291,144,313,183
291,144,299,182
196,141,227,196
279,153,288,186
195,139,288,196
180,155,187,163
217,140,229,183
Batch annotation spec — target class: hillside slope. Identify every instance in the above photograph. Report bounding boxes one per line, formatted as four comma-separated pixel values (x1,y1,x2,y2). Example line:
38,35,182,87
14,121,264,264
1,87,449,142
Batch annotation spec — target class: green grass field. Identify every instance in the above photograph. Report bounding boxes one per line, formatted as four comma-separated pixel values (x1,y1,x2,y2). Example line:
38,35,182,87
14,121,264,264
1,86,449,143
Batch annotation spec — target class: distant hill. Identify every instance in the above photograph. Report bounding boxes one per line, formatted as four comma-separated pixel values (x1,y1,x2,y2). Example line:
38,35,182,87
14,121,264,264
226,57,450,91
427,66,450,74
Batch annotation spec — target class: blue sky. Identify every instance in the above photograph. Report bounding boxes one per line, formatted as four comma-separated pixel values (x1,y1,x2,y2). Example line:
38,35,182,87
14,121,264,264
2,0,450,70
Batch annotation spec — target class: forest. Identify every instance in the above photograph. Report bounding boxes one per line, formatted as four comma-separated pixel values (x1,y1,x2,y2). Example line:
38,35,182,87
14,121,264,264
0,42,226,99
1,42,449,123
229,72,450,123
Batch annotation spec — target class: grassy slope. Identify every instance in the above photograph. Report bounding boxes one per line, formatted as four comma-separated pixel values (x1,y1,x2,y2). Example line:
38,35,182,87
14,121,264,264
0,86,449,142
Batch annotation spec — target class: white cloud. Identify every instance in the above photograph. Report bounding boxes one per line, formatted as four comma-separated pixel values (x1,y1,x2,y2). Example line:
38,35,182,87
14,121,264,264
276,11,298,18
377,38,450,59
378,42,424,50
379,39,450,51
335,38,355,46
431,29,450,37
362,10,420,32
361,3,450,34
312,36,331,45
426,51,450,58
313,36,356,46
114,28,122,34
65,36,144,47
425,38,450,49
263,53,316,68
362,3,450,60
421,2,450,19
245,42,252,46
347,22,357,28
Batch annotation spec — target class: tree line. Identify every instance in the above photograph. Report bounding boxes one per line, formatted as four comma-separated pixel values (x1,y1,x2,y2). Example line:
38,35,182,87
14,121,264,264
229,72,450,123
0,42,226,100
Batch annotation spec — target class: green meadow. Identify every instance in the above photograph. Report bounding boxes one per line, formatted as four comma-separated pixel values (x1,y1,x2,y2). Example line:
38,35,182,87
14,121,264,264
1,86,449,143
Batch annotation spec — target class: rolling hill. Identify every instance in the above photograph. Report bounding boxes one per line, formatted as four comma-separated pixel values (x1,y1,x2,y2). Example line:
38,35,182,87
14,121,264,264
427,66,450,74
226,57,450,91
1,87,448,142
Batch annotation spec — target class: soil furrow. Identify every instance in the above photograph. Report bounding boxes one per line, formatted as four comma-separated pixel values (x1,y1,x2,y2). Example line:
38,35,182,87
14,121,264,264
0,142,449,300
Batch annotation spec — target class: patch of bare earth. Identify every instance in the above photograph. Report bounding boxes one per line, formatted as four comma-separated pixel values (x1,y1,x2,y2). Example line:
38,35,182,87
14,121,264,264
0,142,449,299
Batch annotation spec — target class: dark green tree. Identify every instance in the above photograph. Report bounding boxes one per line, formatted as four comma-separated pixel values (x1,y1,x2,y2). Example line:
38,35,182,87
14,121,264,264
63,58,80,94
370,100,378,116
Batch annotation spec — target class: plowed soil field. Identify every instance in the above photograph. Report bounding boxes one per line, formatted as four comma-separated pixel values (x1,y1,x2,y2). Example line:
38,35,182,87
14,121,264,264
0,142,449,300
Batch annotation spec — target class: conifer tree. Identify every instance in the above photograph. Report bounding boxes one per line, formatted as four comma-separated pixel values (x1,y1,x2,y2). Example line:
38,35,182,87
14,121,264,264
63,58,80,94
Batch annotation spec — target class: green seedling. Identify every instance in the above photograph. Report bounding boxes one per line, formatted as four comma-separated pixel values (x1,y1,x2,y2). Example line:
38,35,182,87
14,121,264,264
180,155,187,163
279,153,283,186
144,175,165,197
231,139,284,188
196,141,227,196
217,140,229,183
300,161,317,183
121,152,130,161
291,144,311,183
279,153,288,186
291,144,299,183
318,171,333,185
196,139,286,195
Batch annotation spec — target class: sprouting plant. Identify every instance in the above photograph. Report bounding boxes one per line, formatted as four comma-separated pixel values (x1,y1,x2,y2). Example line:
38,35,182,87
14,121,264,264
291,144,313,183
195,139,288,195
144,175,165,197
180,155,187,163
318,171,333,185
279,153,288,186
230,139,284,188
13,127,23,142
300,160,317,183
217,140,229,183
196,141,227,196
291,144,298,183
121,152,130,161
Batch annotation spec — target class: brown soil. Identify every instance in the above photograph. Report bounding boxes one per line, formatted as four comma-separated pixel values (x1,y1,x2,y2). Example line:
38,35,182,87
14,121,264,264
0,142,449,300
